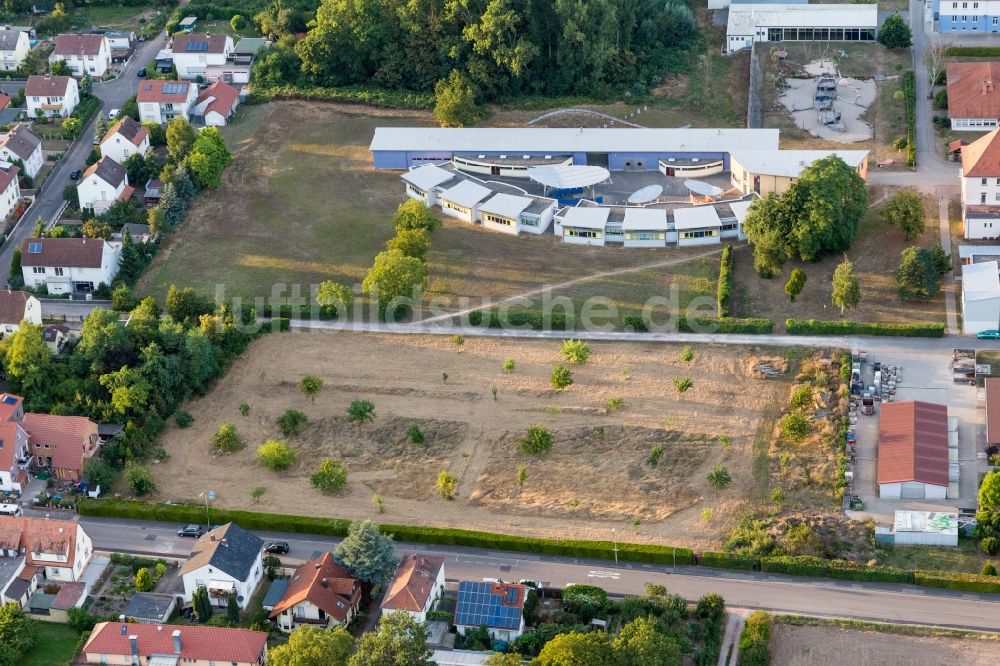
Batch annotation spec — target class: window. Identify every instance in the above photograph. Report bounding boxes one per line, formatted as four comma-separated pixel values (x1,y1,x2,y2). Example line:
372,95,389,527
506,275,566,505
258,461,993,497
54,267,63,276
982,193,988,203
484,214,512,226
680,229,719,239
32,266,43,274
982,178,988,185
566,229,601,238
994,16,999,24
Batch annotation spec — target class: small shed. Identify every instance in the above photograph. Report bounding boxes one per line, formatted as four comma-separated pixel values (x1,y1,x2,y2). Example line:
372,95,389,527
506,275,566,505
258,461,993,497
892,510,959,547
123,592,177,624
177,16,198,32
261,578,289,612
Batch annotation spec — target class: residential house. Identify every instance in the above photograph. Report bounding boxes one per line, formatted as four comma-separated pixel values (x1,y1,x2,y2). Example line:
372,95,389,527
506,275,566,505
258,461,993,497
77,156,132,214
960,128,1000,238
0,124,43,179
269,552,361,632
437,179,492,223
25,74,79,118
104,31,133,63
947,62,1000,131
99,116,149,165
381,554,445,624
0,399,31,492
0,162,20,221
82,622,268,666
622,208,669,248
877,401,950,500
0,556,35,607
0,516,94,582
0,27,29,71
478,192,556,235
112,222,154,244
20,237,121,295
23,411,100,481
136,79,197,125
0,290,41,336
962,260,1000,333
934,0,1000,32
402,164,455,206
455,581,527,642
192,80,239,126
180,522,264,609
42,324,69,353
49,33,111,77
48,581,86,621
225,37,267,84
170,33,235,81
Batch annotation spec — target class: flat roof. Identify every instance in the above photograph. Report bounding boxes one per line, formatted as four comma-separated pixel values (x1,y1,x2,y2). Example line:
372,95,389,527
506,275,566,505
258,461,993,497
729,4,877,34
732,150,868,178
439,179,493,209
728,199,754,225
561,207,611,230
959,245,1000,259
370,127,780,154
893,511,958,536
478,193,533,219
401,164,454,192
622,208,669,231
674,205,722,230
962,261,1000,303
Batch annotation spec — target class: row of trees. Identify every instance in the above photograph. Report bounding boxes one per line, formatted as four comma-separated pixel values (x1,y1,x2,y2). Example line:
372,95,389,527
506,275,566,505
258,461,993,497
252,0,700,104
361,200,438,317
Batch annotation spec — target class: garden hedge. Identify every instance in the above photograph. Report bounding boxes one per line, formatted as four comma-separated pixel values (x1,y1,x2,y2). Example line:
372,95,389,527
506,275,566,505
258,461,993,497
785,319,945,337
248,84,435,110
901,70,917,167
738,611,772,666
77,499,695,566
945,46,1000,57
913,570,1000,593
698,551,757,571
760,556,912,583
678,317,774,334
717,244,733,318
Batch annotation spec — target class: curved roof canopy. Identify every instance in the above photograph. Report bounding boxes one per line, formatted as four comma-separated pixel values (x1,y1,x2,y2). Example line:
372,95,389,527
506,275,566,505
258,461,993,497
627,184,663,204
684,179,725,197
528,164,610,189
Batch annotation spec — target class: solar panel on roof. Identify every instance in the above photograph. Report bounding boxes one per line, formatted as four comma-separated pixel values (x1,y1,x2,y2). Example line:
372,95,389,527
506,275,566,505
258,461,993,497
2,396,17,405
186,41,208,51
504,587,518,604
27,242,41,253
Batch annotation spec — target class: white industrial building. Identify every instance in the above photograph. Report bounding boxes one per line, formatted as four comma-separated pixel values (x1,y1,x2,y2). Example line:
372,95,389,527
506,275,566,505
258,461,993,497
478,193,555,235
725,4,878,54
962,260,1000,334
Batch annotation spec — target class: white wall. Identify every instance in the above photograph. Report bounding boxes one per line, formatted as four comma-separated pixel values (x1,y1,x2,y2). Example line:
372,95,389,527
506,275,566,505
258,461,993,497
0,175,19,221
623,232,667,248
26,79,79,118
101,133,150,165
172,37,234,80
22,242,121,294
0,32,28,71
482,213,521,236
182,553,263,609
677,229,721,246
77,173,125,213
0,142,45,180
50,39,110,77
440,200,477,223
963,294,1000,333
561,226,606,246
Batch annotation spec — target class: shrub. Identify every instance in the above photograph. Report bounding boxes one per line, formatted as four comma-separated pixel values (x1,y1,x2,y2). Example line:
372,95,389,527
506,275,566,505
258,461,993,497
982,562,997,576
606,396,624,413
563,584,609,614
347,399,376,426
134,567,153,592
239,403,250,416
945,45,1000,56
706,465,732,489
550,365,573,390
519,425,553,455
676,317,774,334
780,412,810,441
174,409,193,428
125,462,155,495
435,471,458,499
622,315,648,332
785,319,944,337
647,444,663,467
502,358,516,373
299,374,323,402
560,339,591,364
717,244,733,317
310,458,347,494
679,345,694,362
699,551,757,570
257,440,296,471
409,426,425,445
673,376,693,394
761,556,911,583
212,422,245,453
738,611,772,666
277,409,308,436
982,536,1000,556
914,570,1000,593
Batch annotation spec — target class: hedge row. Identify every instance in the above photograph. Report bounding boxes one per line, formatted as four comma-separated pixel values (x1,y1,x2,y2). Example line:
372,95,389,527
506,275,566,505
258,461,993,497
945,46,1000,57
717,244,734,318
785,319,945,337
77,499,695,566
698,551,757,571
901,70,917,167
247,85,435,110
678,317,774,334
761,556,911,583
738,611,772,666
914,570,1000,593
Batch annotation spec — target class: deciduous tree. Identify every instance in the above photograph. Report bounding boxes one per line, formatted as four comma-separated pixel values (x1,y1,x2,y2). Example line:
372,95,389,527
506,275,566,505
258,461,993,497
257,439,296,471
166,117,196,161
392,199,441,233
316,280,354,317
896,246,946,298
784,268,807,302
347,399,375,426
310,458,347,494
880,190,925,240
831,257,861,314
348,613,432,666
362,249,427,316
386,228,431,260
300,374,323,402
878,13,912,48
433,69,482,127
269,625,355,666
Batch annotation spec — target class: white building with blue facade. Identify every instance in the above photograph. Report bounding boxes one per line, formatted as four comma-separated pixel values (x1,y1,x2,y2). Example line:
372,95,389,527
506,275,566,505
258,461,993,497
934,0,1000,32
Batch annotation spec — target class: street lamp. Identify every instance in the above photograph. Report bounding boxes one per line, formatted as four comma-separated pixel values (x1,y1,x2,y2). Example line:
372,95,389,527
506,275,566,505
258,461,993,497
198,490,216,529
611,528,618,564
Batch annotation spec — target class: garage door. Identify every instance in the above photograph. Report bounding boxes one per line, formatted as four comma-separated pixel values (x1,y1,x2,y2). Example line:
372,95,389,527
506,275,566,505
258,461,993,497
900,482,925,499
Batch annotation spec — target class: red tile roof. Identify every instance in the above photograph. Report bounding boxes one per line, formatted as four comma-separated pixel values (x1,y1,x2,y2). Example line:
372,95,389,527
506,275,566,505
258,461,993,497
381,554,444,612
172,33,230,54
0,421,27,474
0,95,10,111
118,184,135,202
270,553,360,623
84,622,268,664
20,238,107,269
102,116,148,147
197,80,238,118
0,393,23,422
23,412,98,476
877,400,949,486
962,128,1000,178
947,62,1000,121
53,33,106,57
51,581,85,610
0,290,32,326
0,516,80,569
136,79,193,104
25,74,72,97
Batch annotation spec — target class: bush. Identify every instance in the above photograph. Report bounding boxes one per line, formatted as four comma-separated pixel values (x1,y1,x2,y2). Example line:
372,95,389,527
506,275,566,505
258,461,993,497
124,462,154,496
550,364,573,390
435,470,458,499
785,319,944,337
933,89,948,110
945,45,1000,56
738,611,772,666
914,570,1000,593
174,409,193,428
717,244,733,317
761,556,911,583
559,339,591,364
519,425,553,455
706,464,732,489
276,409,308,436
310,458,347,494
901,70,917,166
677,317,774,334
77,499,696,566
982,561,997,576
257,440,296,471
982,535,1000,556
409,426,424,445
212,422,245,453
699,551,757,570
780,412,810,441
249,84,435,109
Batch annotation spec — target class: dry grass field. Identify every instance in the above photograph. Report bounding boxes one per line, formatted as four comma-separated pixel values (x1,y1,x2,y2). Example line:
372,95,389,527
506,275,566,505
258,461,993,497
151,332,795,550
771,623,1000,665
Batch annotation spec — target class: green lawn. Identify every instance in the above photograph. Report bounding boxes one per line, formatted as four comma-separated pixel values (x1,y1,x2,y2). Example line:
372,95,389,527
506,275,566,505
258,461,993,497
23,621,82,666
878,539,987,574
71,5,149,31
197,20,260,39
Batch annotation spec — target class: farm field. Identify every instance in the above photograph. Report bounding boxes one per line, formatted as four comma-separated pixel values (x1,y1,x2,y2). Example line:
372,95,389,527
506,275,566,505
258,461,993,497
770,622,999,665
730,192,947,328
137,102,720,325
150,331,800,551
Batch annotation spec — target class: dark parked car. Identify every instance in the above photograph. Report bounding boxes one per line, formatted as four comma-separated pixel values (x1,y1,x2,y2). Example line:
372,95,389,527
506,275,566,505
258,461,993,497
69,170,81,180
137,68,146,77
177,524,205,538
263,541,289,554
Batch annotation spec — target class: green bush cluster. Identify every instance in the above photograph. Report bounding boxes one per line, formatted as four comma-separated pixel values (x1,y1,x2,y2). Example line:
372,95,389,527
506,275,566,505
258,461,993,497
486,310,568,331
900,71,917,167
677,317,774,334
945,46,1000,56
717,244,734,317
913,570,1000,593
785,319,944,337
248,85,435,110
738,611,772,666
698,551,757,571
761,556,911,583
78,499,694,565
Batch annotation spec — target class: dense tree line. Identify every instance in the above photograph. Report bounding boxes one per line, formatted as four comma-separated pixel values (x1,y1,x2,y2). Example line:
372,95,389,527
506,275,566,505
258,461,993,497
252,0,700,101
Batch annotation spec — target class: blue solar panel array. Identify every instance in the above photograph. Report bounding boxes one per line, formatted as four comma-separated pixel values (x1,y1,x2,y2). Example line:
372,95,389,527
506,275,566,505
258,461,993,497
186,41,209,52
161,83,187,95
455,582,522,630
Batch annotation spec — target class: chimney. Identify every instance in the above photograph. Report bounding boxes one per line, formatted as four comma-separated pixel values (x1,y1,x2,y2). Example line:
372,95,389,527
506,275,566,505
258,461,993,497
171,629,181,654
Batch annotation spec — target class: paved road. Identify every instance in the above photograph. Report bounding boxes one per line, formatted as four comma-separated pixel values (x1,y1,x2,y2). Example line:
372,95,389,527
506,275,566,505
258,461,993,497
0,32,170,288
74,515,1000,631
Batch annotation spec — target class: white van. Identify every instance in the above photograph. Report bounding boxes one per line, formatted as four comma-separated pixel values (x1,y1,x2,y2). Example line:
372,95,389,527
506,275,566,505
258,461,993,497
0,503,22,517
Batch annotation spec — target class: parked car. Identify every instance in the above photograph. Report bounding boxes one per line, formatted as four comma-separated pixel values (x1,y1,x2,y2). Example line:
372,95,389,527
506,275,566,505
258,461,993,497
978,330,1000,340
108,108,120,120
263,541,289,554
177,524,204,538
69,170,81,180
137,68,146,78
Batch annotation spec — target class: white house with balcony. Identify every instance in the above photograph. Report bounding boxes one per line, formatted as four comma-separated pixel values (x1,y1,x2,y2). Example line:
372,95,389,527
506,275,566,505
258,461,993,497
170,33,234,81
0,516,94,583
136,79,198,125
77,157,131,214
20,238,121,295
25,74,79,119
99,117,150,165
402,164,454,207
0,27,29,71
269,553,361,633
180,523,264,610
49,33,110,77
